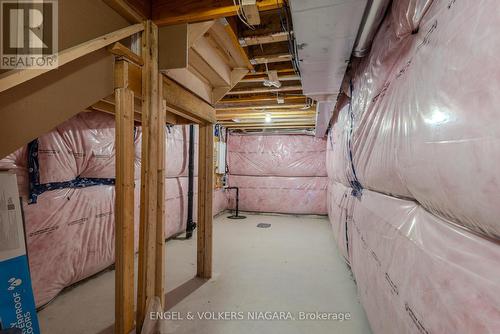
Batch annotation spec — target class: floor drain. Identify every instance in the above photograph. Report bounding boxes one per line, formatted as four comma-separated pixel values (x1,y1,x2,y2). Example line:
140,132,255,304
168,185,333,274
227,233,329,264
257,223,271,228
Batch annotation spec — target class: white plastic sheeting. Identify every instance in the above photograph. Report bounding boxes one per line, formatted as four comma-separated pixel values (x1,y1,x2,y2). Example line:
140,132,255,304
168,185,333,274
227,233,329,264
329,0,500,239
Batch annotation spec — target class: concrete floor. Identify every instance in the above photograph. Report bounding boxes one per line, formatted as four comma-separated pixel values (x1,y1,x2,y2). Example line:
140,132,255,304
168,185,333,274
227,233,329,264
37,213,372,334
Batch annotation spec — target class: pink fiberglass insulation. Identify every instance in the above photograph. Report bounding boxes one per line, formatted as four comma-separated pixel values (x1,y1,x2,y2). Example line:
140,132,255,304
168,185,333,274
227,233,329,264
328,0,500,239
228,134,327,177
228,175,327,215
333,182,500,334
227,133,327,215
0,111,228,307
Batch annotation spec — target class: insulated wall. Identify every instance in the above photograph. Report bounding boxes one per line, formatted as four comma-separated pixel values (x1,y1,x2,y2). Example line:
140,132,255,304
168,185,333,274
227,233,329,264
0,111,228,307
326,0,500,333
228,134,327,215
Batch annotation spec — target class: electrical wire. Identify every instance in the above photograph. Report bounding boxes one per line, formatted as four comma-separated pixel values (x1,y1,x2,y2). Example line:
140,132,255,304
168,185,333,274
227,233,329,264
233,0,256,30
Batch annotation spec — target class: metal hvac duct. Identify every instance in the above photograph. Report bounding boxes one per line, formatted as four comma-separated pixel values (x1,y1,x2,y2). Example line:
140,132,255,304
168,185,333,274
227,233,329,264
353,0,392,57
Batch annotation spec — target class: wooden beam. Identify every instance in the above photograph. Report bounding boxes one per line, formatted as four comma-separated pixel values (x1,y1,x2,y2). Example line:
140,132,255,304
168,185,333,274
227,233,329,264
108,42,144,66
137,20,160,332
0,24,144,94
220,95,306,104
226,85,302,95
216,100,311,110
223,120,315,127
250,53,292,65
240,73,300,83
228,124,314,130
155,74,166,306
114,60,143,97
240,31,289,46
197,123,214,279
241,1,260,25
114,87,136,334
153,0,283,26
217,111,315,120
103,0,148,23
163,76,216,124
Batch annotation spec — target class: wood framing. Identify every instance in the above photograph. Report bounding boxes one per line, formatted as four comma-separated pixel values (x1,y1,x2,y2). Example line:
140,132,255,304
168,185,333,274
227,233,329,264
103,0,149,23
114,86,136,334
0,24,144,94
163,77,216,124
159,19,252,105
153,0,283,26
250,53,293,65
239,31,289,46
197,123,214,279
137,20,163,332
225,85,302,95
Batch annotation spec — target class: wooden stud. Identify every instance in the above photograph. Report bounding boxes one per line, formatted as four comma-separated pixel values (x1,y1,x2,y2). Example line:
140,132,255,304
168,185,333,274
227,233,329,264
137,20,161,332
155,74,166,306
197,123,214,279
114,86,136,334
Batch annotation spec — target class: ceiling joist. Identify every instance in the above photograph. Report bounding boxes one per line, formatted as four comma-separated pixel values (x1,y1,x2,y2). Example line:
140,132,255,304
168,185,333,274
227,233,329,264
153,0,284,26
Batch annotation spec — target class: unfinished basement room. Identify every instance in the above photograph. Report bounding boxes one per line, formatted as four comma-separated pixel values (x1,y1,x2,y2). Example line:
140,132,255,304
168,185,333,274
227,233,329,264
0,0,499,333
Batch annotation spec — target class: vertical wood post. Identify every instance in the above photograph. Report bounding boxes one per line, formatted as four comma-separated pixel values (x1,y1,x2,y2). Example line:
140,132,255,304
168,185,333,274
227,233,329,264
137,20,162,331
155,75,166,305
115,86,135,334
197,122,214,279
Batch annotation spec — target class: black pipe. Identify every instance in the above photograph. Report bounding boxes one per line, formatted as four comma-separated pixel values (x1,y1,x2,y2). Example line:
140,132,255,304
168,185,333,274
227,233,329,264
186,125,196,239
226,186,246,219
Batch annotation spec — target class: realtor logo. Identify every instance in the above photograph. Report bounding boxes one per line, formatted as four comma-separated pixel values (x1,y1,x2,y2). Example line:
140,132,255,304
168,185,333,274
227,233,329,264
1,0,58,69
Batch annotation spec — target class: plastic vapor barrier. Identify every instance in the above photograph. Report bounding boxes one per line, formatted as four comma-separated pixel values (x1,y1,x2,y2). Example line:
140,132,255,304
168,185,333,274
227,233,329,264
326,1,500,333
330,181,500,334
329,0,500,239
227,133,327,215
228,175,327,215
228,134,327,177
0,111,227,307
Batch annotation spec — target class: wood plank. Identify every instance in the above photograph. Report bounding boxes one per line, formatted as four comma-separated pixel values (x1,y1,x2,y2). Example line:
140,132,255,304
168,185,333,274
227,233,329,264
114,59,143,97
197,123,214,279
227,124,314,130
153,0,283,26
209,19,253,70
104,0,149,23
240,73,299,83
163,76,216,124
191,38,232,86
0,50,114,159
155,74,166,306
217,111,315,120
137,20,160,332
164,67,213,103
220,95,305,104
240,31,289,46
188,21,216,47
223,120,315,127
108,42,144,66
226,85,302,95
0,24,144,94
250,53,292,65
241,1,261,25
114,87,136,334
